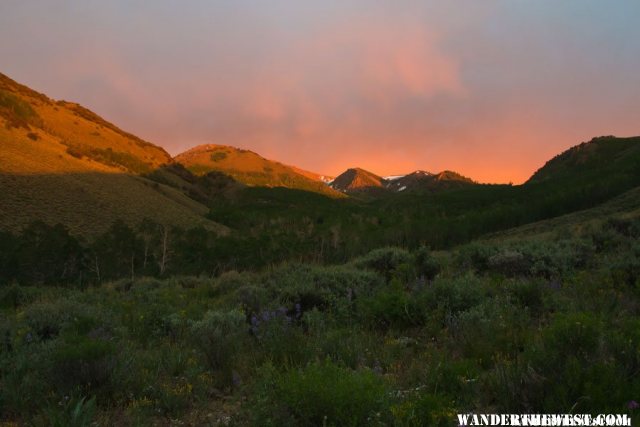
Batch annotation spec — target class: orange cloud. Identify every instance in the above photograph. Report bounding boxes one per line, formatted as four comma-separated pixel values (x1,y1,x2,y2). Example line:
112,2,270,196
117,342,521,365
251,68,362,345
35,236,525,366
8,2,637,185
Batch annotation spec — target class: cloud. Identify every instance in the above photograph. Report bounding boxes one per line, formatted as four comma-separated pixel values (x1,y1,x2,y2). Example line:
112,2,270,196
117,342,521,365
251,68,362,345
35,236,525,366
1,1,639,183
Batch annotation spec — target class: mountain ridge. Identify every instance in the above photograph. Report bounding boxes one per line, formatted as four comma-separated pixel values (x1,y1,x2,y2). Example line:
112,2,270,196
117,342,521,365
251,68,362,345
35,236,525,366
174,143,344,198
330,166,476,194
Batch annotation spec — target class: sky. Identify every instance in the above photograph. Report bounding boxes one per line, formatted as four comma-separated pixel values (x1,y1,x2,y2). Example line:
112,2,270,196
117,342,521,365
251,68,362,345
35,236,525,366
1,1,639,183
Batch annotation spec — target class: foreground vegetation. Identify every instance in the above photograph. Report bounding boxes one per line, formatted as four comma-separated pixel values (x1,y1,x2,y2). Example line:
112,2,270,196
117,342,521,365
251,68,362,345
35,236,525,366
2,213,640,425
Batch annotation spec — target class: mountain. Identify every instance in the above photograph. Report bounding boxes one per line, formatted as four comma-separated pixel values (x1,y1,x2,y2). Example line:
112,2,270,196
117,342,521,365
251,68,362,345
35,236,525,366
330,167,385,193
527,135,640,184
0,72,227,236
386,170,475,193
174,144,343,197
330,167,475,195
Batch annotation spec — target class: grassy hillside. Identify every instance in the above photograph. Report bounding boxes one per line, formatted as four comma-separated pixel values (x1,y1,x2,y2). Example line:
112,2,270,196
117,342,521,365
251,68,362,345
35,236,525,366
0,73,226,236
175,144,344,198
486,185,640,242
528,135,640,183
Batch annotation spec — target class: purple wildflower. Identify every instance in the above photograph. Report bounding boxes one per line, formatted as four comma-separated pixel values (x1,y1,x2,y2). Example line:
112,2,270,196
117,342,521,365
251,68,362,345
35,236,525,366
628,400,639,410
232,370,242,387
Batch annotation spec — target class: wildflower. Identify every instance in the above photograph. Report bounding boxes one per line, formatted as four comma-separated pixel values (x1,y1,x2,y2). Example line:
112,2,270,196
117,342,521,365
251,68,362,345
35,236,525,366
628,400,639,410
232,370,242,387
295,303,302,318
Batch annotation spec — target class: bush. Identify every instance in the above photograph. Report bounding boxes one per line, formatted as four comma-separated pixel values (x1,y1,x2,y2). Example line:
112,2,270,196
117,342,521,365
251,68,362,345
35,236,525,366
487,250,530,277
248,361,390,426
50,335,117,396
508,279,545,315
604,217,640,239
210,152,228,162
0,89,42,129
418,275,486,321
169,275,211,289
250,307,309,366
23,300,91,341
358,285,424,329
461,240,593,279
216,270,258,294
413,247,441,282
351,247,412,281
490,312,636,412
456,243,498,272
66,146,84,159
609,256,640,289
234,284,270,316
448,298,528,366
188,309,247,385
266,264,382,315
0,282,29,309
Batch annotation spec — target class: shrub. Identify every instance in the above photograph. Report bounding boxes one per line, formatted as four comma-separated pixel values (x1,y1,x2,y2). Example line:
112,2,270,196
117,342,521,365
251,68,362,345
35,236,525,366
216,270,258,294
66,146,84,159
358,285,424,329
448,298,528,366
609,256,640,289
308,327,374,369
413,246,441,282
23,301,89,341
160,312,187,342
462,240,593,279
249,361,390,426
508,279,545,315
351,247,412,281
0,282,29,309
494,312,635,412
188,309,247,384
50,335,117,396
170,275,211,289
250,307,309,365
604,217,640,238
487,250,530,277
210,152,228,162
266,264,382,315
0,89,42,129
0,341,54,416
419,275,486,321
456,243,498,272
234,284,270,316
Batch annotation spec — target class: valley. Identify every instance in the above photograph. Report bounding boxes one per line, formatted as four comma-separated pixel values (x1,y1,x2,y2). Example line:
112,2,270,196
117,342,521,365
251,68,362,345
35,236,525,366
1,72,640,425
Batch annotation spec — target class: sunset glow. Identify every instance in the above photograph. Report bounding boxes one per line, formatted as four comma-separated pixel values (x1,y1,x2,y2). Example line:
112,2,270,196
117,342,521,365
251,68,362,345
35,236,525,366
2,1,639,183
